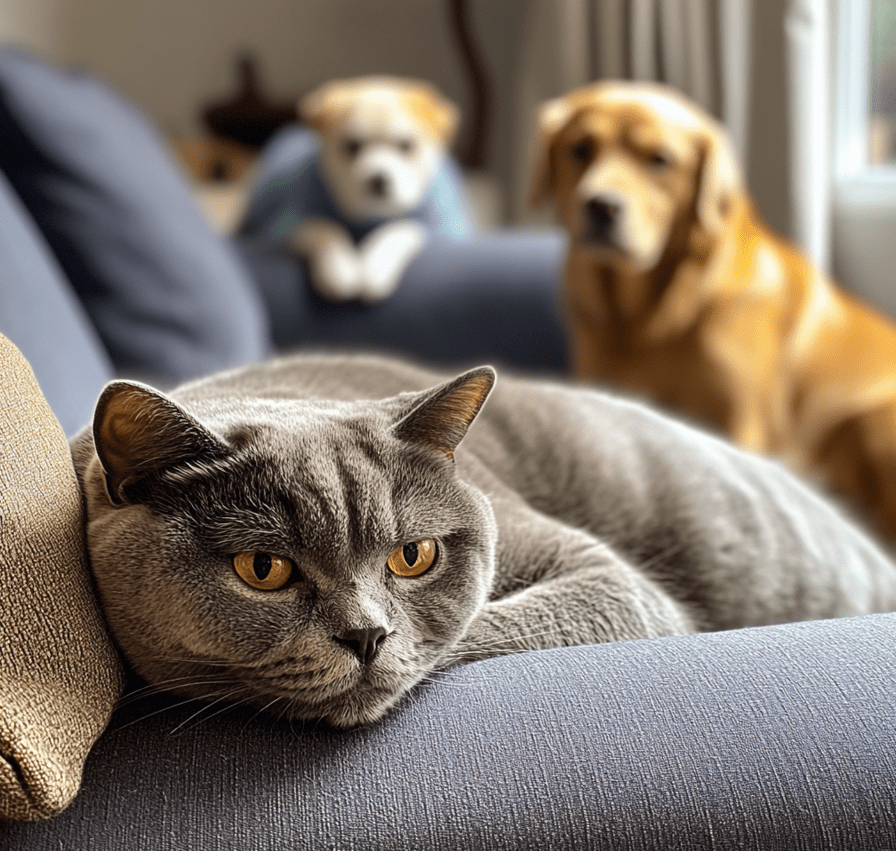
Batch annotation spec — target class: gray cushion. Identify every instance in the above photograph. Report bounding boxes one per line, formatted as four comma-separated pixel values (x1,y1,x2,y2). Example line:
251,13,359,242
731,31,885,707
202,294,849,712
0,46,270,383
0,170,112,435
4,613,894,846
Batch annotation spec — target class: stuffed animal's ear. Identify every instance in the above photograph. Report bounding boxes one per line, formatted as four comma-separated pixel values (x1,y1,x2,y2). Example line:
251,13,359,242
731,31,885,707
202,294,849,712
401,82,460,144
694,125,743,235
93,382,229,505
393,367,496,461
527,95,576,208
300,80,356,132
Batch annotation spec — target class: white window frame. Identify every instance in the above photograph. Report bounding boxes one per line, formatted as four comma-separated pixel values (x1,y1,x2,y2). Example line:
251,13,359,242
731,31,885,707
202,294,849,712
831,0,896,316
834,0,896,185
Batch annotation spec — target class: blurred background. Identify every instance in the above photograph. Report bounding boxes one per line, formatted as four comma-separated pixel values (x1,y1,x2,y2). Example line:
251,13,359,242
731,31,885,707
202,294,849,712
1,0,894,311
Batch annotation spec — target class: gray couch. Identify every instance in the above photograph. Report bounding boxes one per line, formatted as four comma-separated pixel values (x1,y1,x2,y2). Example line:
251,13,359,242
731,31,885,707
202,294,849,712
6,613,896,850
1,46,895,849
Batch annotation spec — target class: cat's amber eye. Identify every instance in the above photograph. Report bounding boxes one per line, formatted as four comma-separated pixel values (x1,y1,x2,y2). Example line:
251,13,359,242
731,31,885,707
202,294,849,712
233,552,294,590
387,538,438,577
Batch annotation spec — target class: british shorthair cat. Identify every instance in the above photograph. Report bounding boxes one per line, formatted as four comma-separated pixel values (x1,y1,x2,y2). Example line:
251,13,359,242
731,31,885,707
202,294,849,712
71,353,896,728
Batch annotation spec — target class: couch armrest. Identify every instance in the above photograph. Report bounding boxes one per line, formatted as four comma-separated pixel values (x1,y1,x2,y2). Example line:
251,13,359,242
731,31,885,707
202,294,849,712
235,229,569,374
5,613,894,848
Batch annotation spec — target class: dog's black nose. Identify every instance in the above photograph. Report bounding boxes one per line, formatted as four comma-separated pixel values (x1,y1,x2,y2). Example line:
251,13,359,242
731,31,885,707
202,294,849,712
367,174,389,197
334,626,388,664
585,197,621,237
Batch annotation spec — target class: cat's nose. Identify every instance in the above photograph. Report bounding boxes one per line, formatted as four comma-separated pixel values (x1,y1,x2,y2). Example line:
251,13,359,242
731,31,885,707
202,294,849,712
333,626,388,665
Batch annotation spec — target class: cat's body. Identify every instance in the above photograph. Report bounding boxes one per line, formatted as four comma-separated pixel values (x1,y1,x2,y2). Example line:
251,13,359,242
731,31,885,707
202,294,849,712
72,353,896,728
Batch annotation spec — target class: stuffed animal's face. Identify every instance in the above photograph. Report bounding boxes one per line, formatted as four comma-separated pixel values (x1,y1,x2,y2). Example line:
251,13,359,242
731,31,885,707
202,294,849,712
302,76,459,220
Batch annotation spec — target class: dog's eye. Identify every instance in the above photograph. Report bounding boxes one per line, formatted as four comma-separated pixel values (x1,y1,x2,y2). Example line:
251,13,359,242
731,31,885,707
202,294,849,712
343,138,363,158
396,138,416,155
649,150,672,170
570,139,594,164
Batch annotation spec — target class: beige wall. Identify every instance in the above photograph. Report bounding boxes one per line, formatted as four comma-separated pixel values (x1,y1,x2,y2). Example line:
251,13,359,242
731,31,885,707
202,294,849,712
0,0,495,136
0,0,67,57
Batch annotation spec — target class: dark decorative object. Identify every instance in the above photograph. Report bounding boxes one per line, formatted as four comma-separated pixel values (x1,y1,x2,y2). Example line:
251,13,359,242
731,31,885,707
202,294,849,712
203,54,298,149
446,0,491,170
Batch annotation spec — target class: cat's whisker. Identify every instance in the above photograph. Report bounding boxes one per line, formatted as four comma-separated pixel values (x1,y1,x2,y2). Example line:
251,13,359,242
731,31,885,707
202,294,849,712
243,696,286,728
412,675,478,691
414,664,480,683
169,690,258,735
636,540,687,573
441,645,554,664
118,675,233,706
282,699,302,732
115,684,167,706
110,693,217,734
444,627,567,662
274,698,309,735
166,695,236,736
470,626,564,645
147,655,256,669
116,676,236,706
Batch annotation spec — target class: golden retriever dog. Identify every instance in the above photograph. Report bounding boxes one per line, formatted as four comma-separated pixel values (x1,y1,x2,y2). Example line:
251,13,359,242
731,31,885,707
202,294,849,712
531,79,896,541
294,76,459,303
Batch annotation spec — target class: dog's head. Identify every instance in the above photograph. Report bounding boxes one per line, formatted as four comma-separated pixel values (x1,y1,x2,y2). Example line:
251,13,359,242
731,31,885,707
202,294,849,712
530,81,742,273
301,76,459,220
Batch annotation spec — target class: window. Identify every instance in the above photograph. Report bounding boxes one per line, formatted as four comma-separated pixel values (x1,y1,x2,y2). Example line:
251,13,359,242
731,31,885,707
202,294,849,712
832,0,896,317
869,0,896,165
835,0,896,178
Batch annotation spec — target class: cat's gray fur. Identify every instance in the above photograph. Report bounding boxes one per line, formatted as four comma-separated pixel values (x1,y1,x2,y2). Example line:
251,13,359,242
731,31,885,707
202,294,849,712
71,353,896,728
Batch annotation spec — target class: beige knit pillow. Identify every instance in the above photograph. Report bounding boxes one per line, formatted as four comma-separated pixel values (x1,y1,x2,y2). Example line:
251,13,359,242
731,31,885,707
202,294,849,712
0,333,123,821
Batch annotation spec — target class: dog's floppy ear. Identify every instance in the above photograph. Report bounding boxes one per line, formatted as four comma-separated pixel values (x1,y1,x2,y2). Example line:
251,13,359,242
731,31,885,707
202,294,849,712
300,79,356,132
301,77,459,143
694,124,743,235
402,82,460,144
528,95,577,208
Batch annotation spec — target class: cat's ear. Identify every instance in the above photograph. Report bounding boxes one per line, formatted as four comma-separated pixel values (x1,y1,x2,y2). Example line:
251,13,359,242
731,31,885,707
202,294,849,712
393,366,496,460
93,381,229,505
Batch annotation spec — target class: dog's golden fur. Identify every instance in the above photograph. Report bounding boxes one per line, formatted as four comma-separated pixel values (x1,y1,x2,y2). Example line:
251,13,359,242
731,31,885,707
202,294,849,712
532,80,896,540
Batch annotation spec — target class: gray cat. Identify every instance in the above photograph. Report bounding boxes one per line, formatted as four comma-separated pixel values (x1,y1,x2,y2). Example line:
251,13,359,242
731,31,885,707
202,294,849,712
71,353,896,729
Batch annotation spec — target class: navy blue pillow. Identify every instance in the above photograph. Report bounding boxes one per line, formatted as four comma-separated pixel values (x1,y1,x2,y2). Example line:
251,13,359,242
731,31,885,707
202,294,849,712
0,167,112,434
0,47,270,382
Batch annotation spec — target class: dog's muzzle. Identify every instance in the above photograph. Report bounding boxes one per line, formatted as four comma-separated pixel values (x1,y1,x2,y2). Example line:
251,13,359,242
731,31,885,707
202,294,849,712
582,194,623,245
367,173,390,198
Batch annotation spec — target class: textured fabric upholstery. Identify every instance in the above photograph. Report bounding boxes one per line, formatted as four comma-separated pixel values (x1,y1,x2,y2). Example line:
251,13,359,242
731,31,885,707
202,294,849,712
3,613,894,845
0,334,123,821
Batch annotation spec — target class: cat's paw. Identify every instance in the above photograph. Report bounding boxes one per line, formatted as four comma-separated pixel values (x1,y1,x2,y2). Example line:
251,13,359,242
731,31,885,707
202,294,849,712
357,220,426,303
292,219,365,302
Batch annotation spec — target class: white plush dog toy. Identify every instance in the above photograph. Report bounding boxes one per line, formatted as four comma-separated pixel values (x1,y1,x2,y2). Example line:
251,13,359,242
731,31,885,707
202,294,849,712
290,76,466,303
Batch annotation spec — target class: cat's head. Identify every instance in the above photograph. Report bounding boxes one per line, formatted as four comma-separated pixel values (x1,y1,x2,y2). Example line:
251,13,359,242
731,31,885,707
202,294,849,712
75,367,497,728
